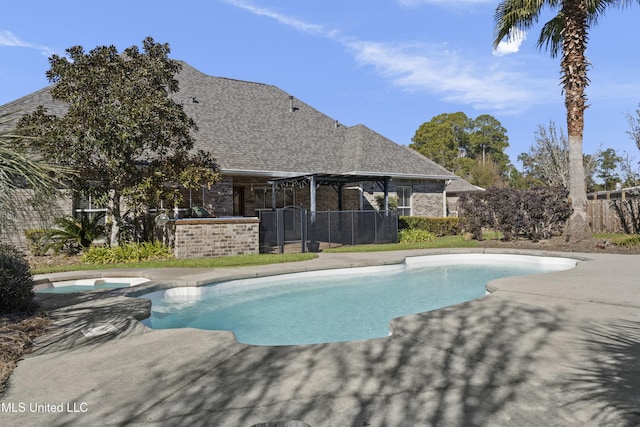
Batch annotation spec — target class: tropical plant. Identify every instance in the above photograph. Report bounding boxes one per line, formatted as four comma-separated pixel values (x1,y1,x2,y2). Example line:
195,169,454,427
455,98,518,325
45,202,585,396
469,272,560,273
0,243,34,313
493,0,639,242
41,212,105,254
0,116,71,240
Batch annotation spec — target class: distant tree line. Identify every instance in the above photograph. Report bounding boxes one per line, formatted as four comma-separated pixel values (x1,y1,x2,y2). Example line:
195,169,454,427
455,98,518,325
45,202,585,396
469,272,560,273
409,114,640,194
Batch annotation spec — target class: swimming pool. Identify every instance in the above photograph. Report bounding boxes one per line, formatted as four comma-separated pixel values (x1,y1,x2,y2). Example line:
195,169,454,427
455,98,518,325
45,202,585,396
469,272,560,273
141,254,576,345
35,277,150,294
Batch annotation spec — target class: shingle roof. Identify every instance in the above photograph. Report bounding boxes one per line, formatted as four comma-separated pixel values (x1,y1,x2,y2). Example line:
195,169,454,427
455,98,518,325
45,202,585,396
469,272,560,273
446,177,484,193
0,61,456,180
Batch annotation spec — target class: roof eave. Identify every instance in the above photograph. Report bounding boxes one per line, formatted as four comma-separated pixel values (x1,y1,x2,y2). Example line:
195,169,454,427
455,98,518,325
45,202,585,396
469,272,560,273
344,171,459,181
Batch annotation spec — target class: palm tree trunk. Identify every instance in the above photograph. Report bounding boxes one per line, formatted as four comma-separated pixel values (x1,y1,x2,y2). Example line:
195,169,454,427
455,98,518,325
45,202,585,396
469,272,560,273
109,190,121,247
562,0,592,243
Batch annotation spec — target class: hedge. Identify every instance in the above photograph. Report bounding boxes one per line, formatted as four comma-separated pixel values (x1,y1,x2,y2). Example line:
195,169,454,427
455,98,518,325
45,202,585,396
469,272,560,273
398,216,460,236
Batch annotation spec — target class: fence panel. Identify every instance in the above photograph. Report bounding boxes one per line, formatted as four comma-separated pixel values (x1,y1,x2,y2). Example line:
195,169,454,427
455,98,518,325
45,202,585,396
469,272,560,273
259,209,398,253
586,191,640,233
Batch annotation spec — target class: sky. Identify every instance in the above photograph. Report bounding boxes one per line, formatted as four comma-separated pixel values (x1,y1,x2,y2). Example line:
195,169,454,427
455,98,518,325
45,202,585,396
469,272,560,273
2,0,640,171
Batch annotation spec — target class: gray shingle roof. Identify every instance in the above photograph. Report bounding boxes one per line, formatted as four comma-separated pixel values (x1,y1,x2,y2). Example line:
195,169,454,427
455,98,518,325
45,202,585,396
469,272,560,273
0,61,456,180
446,177,484,193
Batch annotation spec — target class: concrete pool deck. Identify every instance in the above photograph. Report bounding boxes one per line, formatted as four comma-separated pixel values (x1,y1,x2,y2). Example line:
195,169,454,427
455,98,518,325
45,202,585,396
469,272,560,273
2,248,640,426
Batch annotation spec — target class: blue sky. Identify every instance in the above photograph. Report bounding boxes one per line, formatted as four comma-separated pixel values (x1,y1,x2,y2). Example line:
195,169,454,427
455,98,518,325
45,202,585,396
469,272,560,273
2,0,640,170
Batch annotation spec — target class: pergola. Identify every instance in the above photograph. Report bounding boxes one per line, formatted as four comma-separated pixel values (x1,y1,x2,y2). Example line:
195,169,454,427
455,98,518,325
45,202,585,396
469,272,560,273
268,173,393,213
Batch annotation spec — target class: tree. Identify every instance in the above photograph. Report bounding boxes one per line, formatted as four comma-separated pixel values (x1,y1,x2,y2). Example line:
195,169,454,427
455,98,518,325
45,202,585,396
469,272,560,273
410,112,472,175
469,156,505,188
493,0,639,242
17,37,221,246
410,112,510,179
468,114,510,173
0,116,71,240
517,121,598,190
626,102,640,153
596,148,622,191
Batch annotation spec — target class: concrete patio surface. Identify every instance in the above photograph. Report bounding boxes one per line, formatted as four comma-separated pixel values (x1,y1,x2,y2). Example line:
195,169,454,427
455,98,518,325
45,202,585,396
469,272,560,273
1,248,639,426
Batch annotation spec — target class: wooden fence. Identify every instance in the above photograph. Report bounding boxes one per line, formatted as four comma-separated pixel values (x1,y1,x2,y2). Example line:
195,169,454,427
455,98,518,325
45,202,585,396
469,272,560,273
587,189,638,233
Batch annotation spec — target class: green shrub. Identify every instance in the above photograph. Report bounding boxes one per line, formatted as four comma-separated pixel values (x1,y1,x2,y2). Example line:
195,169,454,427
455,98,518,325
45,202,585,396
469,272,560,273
617,235,640,247
0,244,35,313
23,229,48,256
399,228,435,243
42,212,105,255
398,216,460,236
374,195,398,210
81,241,173,264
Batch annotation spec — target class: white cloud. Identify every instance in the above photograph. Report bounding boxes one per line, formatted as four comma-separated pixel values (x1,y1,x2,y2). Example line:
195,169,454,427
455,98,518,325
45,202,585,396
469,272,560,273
346,40,554,112
225,1,555,113
223,0,339,39
397,0,493,6
493,28,526,56
0,29,53,56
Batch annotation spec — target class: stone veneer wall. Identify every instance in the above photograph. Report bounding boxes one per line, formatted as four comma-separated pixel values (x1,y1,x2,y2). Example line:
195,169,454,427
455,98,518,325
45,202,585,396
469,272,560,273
173,217,260,259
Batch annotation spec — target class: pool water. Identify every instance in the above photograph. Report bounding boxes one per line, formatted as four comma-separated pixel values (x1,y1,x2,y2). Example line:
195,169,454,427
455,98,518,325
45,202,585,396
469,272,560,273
141,255,576,346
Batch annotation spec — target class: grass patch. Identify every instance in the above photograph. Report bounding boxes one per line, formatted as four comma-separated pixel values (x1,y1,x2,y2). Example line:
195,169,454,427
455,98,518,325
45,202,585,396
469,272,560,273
31,253,318,274
595,233,640,248
324,235,480,253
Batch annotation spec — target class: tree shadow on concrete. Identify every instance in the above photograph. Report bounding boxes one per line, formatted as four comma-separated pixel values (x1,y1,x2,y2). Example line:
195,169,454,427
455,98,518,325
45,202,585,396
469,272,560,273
31,291,151,354
566,319,640,426
20,294,573,427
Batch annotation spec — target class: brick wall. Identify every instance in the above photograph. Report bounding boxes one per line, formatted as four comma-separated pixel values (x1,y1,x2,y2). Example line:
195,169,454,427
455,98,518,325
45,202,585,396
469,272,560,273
173,217,260,259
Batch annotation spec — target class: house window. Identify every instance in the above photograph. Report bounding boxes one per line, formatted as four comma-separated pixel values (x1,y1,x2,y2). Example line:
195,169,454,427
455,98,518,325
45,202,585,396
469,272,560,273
255,188,294,209
397,186,412,216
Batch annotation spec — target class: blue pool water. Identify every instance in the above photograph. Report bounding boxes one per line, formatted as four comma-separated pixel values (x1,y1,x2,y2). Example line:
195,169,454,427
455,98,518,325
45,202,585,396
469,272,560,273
141,254,576,346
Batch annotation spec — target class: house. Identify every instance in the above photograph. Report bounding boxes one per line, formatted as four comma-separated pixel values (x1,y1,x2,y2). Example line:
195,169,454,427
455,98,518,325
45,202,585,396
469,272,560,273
445,178,484,217
1,62,459,249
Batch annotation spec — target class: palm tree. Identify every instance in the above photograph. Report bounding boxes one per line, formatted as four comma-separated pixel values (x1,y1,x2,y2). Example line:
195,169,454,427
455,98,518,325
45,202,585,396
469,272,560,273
493,0,637,242
0,116,71,240
42,211,105,254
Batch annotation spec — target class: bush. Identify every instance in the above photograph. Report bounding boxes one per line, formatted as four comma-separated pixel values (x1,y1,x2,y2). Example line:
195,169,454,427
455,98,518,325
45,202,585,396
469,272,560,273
458,187,571,242
0,244,35,313
610,189,640,234
81,241,173,264
399,228,435,243
374,195,398,210
399,216,460,236
617,235,640,247
23,229,48,256
42,212,105,255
